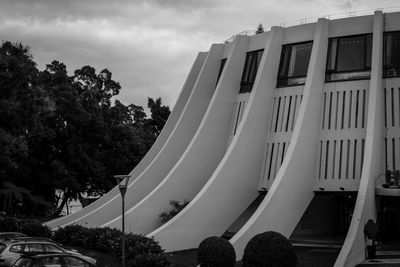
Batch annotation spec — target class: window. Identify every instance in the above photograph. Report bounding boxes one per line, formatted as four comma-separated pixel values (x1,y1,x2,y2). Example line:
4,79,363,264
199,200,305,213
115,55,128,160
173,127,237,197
326,34,372,82
63,256,90,267
10,244,23,253
216,58,227,86
28,243,43,253
384,31,400,77
277,41,313,87
239,49,264,93
43,244,64,253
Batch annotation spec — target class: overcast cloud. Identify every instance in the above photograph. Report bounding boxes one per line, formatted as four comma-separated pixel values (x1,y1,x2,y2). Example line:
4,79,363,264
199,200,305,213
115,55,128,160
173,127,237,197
1,0,399,109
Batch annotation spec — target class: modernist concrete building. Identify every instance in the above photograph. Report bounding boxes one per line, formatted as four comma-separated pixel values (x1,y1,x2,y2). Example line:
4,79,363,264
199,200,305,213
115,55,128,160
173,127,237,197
47,10,400,266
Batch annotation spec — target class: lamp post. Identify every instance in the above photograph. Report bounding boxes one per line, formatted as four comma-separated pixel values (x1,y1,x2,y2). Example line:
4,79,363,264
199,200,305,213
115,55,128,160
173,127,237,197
115,175,131,267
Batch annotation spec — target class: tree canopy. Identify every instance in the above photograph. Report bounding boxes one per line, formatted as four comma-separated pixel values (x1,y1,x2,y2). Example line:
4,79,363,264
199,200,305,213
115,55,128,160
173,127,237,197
0,41,170,216
256,23,265,34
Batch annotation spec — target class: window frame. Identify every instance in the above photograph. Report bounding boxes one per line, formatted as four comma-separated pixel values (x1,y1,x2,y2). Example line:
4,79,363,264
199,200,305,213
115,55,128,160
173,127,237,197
383,30,400,78
216,58,227,86
325,33,373,82
239,49,264,94
276,40,314,88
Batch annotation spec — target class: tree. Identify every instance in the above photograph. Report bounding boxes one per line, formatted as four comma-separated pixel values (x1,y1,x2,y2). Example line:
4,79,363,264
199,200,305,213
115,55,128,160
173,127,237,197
0,41,172,217
256,23,265,34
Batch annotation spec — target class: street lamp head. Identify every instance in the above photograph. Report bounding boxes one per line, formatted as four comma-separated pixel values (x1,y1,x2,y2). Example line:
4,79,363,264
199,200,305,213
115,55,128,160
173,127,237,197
114,175,131,197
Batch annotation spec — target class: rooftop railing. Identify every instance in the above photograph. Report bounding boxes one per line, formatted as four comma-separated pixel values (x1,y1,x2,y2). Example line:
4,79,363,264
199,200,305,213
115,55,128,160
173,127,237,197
224,6,400,43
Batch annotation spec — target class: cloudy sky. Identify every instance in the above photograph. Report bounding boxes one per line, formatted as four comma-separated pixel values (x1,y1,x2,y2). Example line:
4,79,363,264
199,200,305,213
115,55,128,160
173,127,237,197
1,0,399,110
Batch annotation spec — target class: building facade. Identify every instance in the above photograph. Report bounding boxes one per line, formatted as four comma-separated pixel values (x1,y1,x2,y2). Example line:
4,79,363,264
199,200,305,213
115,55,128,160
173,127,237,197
47,10,400,266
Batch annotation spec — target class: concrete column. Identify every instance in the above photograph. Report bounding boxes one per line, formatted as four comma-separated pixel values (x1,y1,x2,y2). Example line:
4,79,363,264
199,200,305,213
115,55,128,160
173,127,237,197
149,27,283,252
60,44,225,228
104,36,249,234
230,18,330,259
334,10,384,267
45,52,207,229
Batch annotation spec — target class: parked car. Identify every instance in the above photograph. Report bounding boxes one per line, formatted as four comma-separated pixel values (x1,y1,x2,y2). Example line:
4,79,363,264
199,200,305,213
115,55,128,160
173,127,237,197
0,234,26,241
11,253,95,267
0,239,96,266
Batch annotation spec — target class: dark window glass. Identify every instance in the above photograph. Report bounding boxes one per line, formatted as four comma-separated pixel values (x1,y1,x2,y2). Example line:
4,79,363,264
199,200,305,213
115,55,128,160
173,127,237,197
384,31,400,77
277,41,313,87
10,244,23,253
239,49,264,93
216,58,227,86
326,34,372,82
64,256,91,267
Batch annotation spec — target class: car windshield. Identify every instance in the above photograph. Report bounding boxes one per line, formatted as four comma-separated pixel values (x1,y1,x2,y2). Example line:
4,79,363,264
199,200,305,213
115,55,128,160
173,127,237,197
0,243,6,253
12,257,32,267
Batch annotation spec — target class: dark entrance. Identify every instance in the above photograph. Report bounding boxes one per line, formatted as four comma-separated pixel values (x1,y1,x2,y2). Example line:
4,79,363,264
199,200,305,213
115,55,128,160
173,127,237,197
377,196,400,243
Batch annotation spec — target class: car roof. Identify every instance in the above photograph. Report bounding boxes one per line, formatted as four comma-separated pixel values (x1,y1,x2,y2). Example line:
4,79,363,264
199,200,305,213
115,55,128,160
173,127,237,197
0,232,26,235
19,253,90,260
11,237,55,243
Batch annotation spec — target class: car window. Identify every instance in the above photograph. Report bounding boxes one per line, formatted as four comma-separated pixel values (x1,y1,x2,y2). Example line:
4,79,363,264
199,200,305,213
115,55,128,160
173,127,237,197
10,244,23,253
63,256,90,267
0,243,6,253
12,258,32,267
43,245,64,253
33,256,63,267
27,244,43,253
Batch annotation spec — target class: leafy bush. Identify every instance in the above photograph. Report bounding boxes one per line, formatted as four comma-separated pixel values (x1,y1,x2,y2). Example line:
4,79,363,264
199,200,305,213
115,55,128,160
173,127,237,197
197,236,236,267
19,220,52,238
0,216,52,238
159,200,189,224
53,225,169,267
127,253,170,267
242,231,297,267
0,216,21,232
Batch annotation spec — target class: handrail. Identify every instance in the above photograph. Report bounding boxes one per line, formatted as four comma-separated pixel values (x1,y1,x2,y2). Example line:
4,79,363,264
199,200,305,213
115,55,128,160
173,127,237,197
224,6,400,43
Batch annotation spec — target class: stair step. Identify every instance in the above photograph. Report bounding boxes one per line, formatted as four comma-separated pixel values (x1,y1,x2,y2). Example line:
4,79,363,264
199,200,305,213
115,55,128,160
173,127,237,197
357,258,400,266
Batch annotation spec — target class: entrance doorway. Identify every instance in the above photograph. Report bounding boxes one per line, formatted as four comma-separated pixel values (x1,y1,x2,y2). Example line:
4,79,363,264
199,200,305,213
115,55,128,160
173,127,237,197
378,196,400,243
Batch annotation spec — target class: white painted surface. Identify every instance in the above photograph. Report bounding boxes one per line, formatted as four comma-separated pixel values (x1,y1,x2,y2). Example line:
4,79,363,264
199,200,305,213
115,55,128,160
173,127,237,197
334,11,384,267
45,52,207,229
149,27,284,252
103,36,249,233
230,18,330,259
57,44,225,228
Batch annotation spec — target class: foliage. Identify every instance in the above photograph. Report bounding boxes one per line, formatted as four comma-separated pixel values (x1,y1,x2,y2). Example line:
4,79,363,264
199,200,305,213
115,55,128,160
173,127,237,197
256,24,265,34
242,231,297,267
0,41,171,216
197,236,236,267
159,200,190,224
19,220,53,238
0,216,52,238
53,225,169,266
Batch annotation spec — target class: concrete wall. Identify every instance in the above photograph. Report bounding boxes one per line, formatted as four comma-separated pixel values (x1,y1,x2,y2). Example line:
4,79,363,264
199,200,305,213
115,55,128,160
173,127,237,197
149,27,284,252
230,18,330,259
334,11,384,267
56,44,225,228
45,52,207,229
103,36,249,233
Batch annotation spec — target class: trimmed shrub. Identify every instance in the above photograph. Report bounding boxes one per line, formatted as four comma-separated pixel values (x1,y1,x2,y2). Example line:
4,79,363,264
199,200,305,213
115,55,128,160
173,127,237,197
242,231,297,267
19,220,52,238
0,216,52,238
197,236,236,267
53,225,169,267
